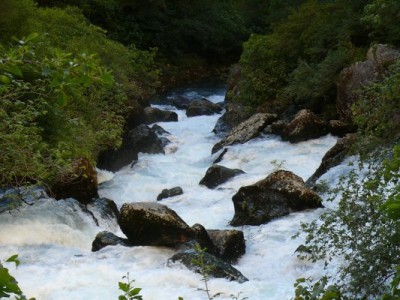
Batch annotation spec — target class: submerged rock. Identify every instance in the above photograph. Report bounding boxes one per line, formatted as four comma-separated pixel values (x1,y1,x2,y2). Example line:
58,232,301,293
199,165,244,189
230,170,322,226
87,197,119,223
186,99,222,117
212,113,278,154
118,202,193,247
169,249,248,283
157,187,184,201
207,229,246,263
92,231,130,252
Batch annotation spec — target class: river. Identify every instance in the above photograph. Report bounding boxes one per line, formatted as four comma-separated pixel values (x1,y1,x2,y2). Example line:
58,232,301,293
0,85,348,300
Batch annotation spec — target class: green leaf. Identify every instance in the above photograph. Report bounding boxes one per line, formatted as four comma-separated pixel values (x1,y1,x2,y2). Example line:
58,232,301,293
6,65,23,77
118,282,129,293
25,33,39,43
0,75,11,84
56,92,68,107
6,254,20,267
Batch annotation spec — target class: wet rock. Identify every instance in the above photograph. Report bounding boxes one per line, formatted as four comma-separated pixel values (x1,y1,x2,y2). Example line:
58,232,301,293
0,186,46,213
152,124,170,135
328,120,357,137
169,249,248,283
97,124,165,172
212,113,278,154
213,148,228,164
230,170,322,226
50,157,98,204
337,44,399,123
191,224,219,256
125,100,146,129
144,107,178,124
157,187,184,201
87,197,119,222
207,229,245,263
92,231,130,252
212,102,251,135
119,202,194,247
186,99,222,117
171,95,190,110
199,165,244,189
306,134,357,187
280,109,328,143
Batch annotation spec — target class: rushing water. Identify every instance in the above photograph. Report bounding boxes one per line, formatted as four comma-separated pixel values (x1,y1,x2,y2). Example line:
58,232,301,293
0,86,348,300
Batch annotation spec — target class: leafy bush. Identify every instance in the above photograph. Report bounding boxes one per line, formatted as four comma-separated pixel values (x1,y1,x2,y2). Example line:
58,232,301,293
0,35,123,186
353,59,400,148
296,146,400,298
235,0,368,112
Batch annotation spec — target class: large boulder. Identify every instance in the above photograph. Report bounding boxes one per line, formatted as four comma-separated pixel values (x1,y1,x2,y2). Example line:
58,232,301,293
212,113,278,154
97,124,165,172
212,102,251,135
92,231,130,252
186,99,222,117
169,249,248,283
50,157,98,204
337,44,399,123
157,187,184,201
230,170,322,226
144,107,178,124
280,109,329,143
199,165,245,189
118,202,194,247
306,134,357,187
207,229,245,263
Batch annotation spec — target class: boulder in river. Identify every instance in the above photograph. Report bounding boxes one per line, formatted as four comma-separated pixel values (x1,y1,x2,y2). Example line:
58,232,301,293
186,99,222,117
92,231,131,252
169,249,248,283
97,124,165,172
280,109,329,143
207,229,246,263
230,170,322,226
157,187,184,201
212,113,278,154
118,202,194,247
144,107,178,124
199,165,245,189
212,102,251,135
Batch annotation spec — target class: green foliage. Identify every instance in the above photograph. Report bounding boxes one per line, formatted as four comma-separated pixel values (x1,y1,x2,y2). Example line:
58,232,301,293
361,0,400,46
0,35,124,186
296,146,400,298
118,273,143,300
235,0,368,111
293,276,342,300
353,59,400,148
0,255,35,300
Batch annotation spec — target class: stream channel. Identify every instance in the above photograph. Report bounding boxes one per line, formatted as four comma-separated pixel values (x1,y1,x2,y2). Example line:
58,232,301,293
0,84,350,299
